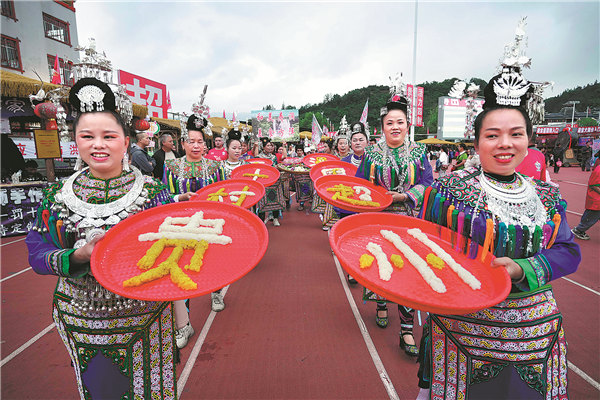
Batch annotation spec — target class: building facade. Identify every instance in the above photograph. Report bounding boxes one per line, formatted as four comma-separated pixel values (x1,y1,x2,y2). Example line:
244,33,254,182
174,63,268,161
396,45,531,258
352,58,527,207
1,0,79,84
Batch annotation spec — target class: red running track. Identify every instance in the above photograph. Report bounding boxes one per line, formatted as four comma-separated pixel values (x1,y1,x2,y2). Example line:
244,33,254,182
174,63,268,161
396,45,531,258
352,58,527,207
1,166,598,399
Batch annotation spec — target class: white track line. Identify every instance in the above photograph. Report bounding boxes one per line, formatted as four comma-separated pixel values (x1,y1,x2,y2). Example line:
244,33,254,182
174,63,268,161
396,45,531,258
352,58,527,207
567,210,583,216
562,277,600,296
1,267,32,283
332,253,400,400
0,237,26,247
0,323,55,367
568,361,600,391
177,285,229,396
556,180,587,187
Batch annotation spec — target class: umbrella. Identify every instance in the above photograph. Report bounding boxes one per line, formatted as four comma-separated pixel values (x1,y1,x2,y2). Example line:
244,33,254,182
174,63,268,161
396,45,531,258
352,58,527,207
417,137,456,145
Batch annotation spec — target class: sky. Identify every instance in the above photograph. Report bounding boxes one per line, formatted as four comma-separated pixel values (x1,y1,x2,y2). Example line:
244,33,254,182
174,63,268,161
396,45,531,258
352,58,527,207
75,0,600,121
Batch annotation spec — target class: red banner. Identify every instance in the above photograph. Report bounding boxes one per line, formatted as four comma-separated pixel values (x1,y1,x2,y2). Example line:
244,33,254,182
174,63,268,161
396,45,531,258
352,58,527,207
535,126,561,135
577,126,600,134
407,85,424,127
118,70,168,118
416,86,424,127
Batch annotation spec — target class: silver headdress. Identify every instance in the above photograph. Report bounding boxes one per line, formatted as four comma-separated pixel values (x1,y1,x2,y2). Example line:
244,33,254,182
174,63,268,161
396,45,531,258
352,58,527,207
484,18,552,125
184,85,212,141
448,80,481,137
71,38,133,125
380,73,411,122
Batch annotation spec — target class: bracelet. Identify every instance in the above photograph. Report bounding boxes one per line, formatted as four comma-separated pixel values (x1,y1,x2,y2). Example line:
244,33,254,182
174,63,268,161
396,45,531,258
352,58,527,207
511,271,526,284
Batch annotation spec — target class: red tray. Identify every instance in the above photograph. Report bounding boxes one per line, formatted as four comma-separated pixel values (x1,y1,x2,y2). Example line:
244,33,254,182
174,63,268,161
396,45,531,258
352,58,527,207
314,175,392,212
91,201,269,301
246,158,273,166
302,153,339,167
193,178,265,209
310,160,358,182
231,163,280,187
329,213,510,315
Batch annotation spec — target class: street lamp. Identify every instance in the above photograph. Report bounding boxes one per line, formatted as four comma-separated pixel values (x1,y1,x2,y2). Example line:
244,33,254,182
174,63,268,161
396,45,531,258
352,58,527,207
565,100,580,126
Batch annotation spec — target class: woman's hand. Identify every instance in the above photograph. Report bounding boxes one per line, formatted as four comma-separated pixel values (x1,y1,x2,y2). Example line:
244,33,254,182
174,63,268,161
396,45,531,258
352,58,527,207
491,257,524,281
71,232,105,264
178,192,197,202
386,191,408,202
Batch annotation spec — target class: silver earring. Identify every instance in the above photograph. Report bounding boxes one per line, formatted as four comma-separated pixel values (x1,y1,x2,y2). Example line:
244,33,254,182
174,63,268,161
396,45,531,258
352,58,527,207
74,155,83,171
123,151,130,172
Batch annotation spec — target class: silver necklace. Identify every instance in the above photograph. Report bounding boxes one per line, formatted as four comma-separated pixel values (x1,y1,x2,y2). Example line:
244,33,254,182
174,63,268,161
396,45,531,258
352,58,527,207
383,141,410,192
53,166,148,235
476,171,547,230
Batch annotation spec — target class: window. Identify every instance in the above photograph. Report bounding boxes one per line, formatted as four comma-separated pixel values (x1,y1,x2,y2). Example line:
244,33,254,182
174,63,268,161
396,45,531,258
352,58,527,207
42,13,71,45
47,54,74,86
1,1,16,21
54,1,75,12
1,35,23,72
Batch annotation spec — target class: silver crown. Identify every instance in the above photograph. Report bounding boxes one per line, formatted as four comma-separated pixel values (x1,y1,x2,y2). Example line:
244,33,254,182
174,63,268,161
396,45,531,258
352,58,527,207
493,68,530,106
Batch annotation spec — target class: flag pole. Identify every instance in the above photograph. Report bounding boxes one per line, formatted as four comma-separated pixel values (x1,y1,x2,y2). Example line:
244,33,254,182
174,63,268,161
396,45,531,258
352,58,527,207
410,0,419,142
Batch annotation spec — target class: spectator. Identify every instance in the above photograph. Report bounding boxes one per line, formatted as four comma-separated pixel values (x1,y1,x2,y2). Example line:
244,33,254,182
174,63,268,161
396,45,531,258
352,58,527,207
437,145,449,177
571,158,600,240
454,142,468,171
130,132,156,176
516,133,548,181
464,148,480,169
206,135,227,161
152,133,177,178
580,140,593,172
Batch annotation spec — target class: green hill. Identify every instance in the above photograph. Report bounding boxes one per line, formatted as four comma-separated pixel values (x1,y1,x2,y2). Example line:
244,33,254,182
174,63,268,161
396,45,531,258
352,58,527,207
544,82,600,113
298,78,486,140
295,79,598,141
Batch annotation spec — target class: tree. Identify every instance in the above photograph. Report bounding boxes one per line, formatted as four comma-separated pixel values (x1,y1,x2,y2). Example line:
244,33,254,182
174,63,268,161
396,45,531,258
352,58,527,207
578,117,599,127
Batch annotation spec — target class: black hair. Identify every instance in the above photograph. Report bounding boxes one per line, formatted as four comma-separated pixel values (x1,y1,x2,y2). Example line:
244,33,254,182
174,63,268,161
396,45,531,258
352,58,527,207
226,129,242,149
473,106,533,146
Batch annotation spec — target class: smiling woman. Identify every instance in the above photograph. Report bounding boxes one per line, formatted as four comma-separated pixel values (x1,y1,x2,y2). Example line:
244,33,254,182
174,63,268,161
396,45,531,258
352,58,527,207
416,65,582,399
25,77,178,399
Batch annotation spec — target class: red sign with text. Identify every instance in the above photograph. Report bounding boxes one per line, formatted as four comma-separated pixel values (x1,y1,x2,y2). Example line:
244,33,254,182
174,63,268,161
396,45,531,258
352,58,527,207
118,70,168,118
407,85,425,127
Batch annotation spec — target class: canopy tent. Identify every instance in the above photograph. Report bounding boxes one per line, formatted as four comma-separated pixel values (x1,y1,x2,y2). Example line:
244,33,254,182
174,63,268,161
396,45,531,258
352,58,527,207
150,117,181,131
299,131,312,139
417,137,456,145
0,70,148,119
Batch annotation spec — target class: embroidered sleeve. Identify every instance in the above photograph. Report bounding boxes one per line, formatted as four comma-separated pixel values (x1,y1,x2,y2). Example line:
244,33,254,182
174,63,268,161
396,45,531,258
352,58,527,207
513,206,581,291
26,230,88,277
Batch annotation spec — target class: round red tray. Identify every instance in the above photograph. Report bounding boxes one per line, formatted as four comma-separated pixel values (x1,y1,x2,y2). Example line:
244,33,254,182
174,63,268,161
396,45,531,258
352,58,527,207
91,201,269,301
314,175,392,212
231,163,280,187
302,153,339,167
329,213,510,315
310,160,358,182
193,178,265,209
246,158,273,166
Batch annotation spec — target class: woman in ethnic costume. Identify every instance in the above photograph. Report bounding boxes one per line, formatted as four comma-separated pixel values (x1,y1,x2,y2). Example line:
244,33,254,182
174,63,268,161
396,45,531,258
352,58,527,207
340,122,370,284
26,78,177,399
355,76,433,356
415,67,581,399
162,113,227,348
222,128,246,179
256,137,286,227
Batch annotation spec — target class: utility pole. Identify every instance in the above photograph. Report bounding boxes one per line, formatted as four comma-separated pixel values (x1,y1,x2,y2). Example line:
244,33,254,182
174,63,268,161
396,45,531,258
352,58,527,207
410,0,419,142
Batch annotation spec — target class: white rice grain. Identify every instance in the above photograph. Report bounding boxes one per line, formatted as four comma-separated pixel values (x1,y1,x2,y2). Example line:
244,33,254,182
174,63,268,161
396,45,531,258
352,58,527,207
406,228,481,290
380,230,446,293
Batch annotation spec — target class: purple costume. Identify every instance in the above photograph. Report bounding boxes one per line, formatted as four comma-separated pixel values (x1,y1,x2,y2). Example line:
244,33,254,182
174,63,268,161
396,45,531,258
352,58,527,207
26,167,177,399
417,167,581,399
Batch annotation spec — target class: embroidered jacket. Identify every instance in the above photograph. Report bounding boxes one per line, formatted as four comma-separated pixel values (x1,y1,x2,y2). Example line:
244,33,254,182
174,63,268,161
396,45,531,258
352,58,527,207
163,156,224,194
418,166,581,292
356,141,433,210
